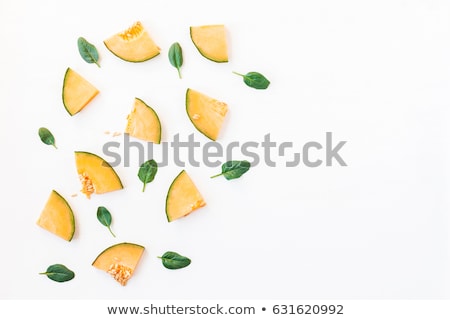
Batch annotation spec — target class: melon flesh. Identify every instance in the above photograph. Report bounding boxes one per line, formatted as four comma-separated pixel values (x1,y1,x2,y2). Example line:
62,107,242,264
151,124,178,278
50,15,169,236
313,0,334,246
104,21,160,62
186,88,228,141
166,170,206,222
62,68,99,116
125,97,161,143
92,242,145,286
190,25,228,62
74,151,123,198
36,190,75,241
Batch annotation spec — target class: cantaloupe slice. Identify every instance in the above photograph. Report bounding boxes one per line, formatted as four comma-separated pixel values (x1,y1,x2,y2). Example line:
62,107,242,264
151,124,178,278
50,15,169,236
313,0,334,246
165,170,206,222
190,25,228,62
75,151,123,199
62,68,99,116
104,21,160,62
37,190,75,241
125,97,161,143
186,88,228,141
92,242,145,286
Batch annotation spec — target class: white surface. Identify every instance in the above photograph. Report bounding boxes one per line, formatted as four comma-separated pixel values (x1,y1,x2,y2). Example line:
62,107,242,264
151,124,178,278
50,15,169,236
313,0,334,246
0,0,449,299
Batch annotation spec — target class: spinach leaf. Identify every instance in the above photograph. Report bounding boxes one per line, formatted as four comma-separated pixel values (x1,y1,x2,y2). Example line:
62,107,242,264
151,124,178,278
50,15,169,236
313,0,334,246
97,206,115,237
138,159,158,192
210,160,251,180
158,251,191,270
40,264,75,282
168,42,183,78
233,71,270,89
38,127,57,149
77,37,100,67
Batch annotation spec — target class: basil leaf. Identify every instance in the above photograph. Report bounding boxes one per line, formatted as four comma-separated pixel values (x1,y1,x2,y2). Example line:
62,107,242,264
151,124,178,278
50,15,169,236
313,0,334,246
233,71,270,89
97,206,115,237
158,251,191,270
39,264,75,282
38,127,57,149
138,159,158,192
211,160,251,180
77,37,100,67
168,42,183,78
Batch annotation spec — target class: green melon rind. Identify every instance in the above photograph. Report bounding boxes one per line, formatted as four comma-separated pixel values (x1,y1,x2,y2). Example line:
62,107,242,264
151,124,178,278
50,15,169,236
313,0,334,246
62,68,77,116
185,88,215,141
91,242,145,266
134,97,162,144
103,42,160,63
165,170,185,222
52,189,75,241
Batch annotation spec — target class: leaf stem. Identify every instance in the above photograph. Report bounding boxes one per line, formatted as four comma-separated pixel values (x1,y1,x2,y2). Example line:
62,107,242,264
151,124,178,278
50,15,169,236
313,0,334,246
95,61,101,68
232,71,245,77
210,173,224,179
108,226,116,237
177,67,182,79
142,183,146,192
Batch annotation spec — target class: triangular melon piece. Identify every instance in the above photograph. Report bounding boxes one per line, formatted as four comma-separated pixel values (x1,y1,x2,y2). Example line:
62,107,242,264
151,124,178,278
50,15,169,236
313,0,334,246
186,88,228,141
165,170,206,222
36,190,75,241
92,242,145,286
104,21,160,62
62,68,99,116
190,24,228,62
124,97,161,143
74,151,123,199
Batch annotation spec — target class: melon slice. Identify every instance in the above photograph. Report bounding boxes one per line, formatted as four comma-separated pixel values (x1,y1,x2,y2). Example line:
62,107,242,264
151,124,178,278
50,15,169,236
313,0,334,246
186,88,228,141
92,242,145,286
74,151,123,199
36,190,75,241
165,170,206,222
125,97,161,143
190,24,228,62
62,68,99,116
104,21,160,62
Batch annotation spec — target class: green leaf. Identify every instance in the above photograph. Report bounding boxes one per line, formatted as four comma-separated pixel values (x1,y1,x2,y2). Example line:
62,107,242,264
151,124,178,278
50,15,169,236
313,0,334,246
168,42,183,78
233,71,270,89
138,159,158,192
158,251,191,270
39,264,75,282
97,206,115,237
77,37,100,67
38,127,57,149
210,160,251,180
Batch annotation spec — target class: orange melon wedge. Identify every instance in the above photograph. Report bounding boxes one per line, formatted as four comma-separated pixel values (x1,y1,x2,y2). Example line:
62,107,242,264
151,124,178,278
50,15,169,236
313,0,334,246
92,242,145,286
186,88,228,141
62,68,99,116
74,151,123,199
165,170,206,222
37,190,75,241
190,24,228,62
125,97,161,143
104,21,160,62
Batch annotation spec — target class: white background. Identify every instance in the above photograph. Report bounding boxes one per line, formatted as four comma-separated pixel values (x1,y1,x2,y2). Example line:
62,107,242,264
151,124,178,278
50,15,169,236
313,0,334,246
0,0,449,300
